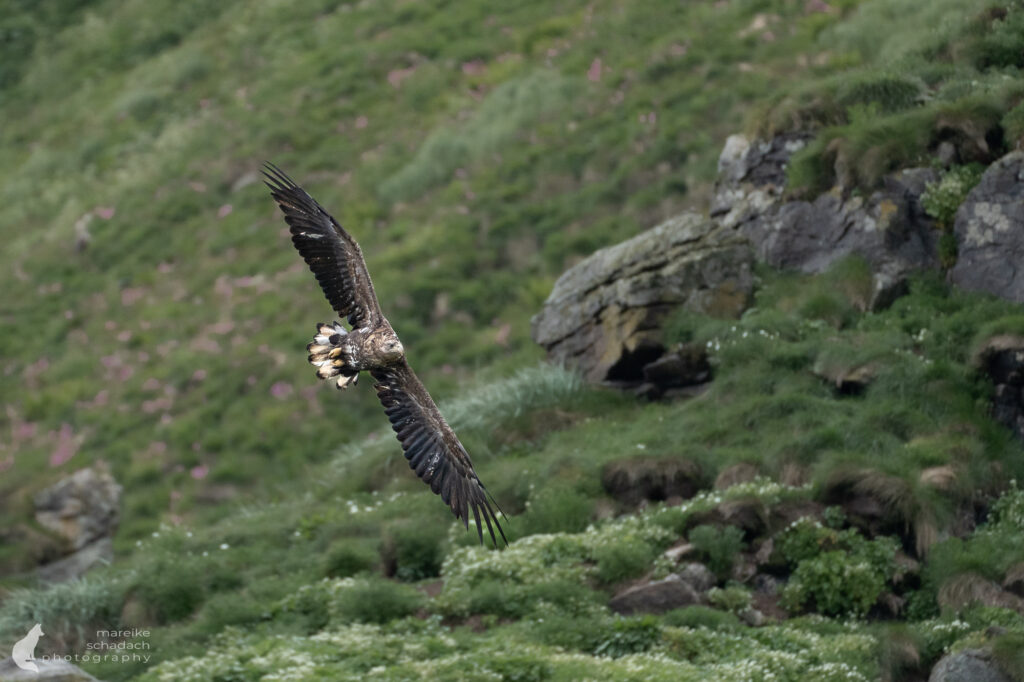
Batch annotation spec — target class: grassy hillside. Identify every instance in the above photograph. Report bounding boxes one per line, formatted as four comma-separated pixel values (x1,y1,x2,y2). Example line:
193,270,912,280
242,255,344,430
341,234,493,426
1,0,1024,680
0,0,867,565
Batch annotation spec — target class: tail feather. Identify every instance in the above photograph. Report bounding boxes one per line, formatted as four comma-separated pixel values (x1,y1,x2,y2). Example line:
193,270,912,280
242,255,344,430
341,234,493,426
307,322,359,389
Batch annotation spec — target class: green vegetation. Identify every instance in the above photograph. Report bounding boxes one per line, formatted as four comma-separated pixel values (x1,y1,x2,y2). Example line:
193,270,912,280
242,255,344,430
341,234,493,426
779,519,900,617
5,266,1022,677
764,0,1024,193
2,0,1024,679
921,164,986,228
687,524,746,581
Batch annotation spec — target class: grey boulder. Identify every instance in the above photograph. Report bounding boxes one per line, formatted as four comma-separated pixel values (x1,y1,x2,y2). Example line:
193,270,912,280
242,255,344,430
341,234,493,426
531,211,753,383
928,649,1012,682
608,574,703,615
950,152,1024,302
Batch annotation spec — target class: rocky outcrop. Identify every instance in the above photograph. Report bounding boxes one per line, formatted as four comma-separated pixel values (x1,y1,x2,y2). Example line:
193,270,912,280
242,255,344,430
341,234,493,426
714,134,940,310
601,457,704,507
711,132,811,228
608,573,703,615
34,463,121,582
533,136,1021,392
531,212,754,383
928,649,1013,682
950,152,1024,301
635,344,712,399
973,335,1024,441
676,562,717,593
36,537,113,583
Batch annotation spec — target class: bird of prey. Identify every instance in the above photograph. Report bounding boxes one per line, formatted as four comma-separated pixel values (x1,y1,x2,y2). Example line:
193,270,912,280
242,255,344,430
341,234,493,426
264,163,507,547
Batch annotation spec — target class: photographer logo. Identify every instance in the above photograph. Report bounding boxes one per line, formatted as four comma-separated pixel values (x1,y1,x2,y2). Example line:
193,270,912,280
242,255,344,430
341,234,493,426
12,623,44,673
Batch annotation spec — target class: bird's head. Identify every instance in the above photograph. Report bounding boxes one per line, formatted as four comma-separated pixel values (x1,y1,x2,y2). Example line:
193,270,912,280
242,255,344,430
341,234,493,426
382,337,405,362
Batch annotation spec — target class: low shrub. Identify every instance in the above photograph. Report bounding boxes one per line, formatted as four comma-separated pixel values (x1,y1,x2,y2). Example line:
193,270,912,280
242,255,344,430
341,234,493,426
486,656,554,682
520,483,594,536
593,535,658,584
662,605,742,630
132,557,207,624
687,524,746,581
593,615,662,658
332,576,425,624
778,517,900,617
324,542,378,578
921,164,985,228
708,585,752,614
381,521,446,582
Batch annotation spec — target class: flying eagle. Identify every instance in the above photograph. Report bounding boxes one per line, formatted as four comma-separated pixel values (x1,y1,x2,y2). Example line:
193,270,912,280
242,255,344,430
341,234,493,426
264,163,507,547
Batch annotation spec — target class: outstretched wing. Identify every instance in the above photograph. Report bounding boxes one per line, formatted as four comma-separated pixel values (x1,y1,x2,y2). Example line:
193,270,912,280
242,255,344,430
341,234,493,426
372,360,507,547
263,163,383,329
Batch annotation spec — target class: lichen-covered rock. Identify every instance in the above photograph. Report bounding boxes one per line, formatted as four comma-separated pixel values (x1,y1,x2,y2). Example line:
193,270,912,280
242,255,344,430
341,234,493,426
676,562,717,593
531,211,754,382
739,172,939,295
711,132,812,228
713,134,939,310
34,463,121,552
34,463,121,582
950,152,1024,301
608,574,703,615
928,648,1013,682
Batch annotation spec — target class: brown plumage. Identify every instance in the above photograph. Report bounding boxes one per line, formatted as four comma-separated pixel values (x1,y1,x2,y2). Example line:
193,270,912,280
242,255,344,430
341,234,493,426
264,163,506,547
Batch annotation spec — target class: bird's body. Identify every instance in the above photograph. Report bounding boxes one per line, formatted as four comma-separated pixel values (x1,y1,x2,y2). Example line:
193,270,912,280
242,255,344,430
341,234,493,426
264,163,506,546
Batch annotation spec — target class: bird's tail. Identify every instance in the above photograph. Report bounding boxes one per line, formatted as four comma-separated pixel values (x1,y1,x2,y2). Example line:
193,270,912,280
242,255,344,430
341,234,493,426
307,322,359,390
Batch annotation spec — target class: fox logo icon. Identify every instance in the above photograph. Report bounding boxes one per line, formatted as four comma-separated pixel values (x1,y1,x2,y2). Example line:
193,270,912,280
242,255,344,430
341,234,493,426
11,623,44,673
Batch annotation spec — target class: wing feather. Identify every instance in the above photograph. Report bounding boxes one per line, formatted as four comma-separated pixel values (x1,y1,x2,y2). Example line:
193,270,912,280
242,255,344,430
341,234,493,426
372,360,507,547
263,163,383,328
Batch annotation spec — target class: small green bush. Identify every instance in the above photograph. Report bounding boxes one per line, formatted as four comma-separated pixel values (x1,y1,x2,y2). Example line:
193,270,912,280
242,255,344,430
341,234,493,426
487,656,553,682
991,632,1024,682
593,615,662,658
799,291,858,329
921,164,985,228
688,525,746,581
381,522,446,582
526,613,610,653
708,585,752,613
521,483,593,536
779,517,901,616
782,550,887,617
990,481,1024,531
663,605,742,630
332,577,424,624
133,558,206,624
324,542,378,578
593,535,659,584
459,578,600,619
835,73,926,114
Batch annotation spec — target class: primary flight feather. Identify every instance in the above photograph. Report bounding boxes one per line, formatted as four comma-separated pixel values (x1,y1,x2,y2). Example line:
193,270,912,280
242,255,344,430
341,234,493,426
263,163,507,547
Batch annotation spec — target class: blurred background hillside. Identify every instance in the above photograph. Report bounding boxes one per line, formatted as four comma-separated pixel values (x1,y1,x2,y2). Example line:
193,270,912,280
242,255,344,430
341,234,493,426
2,1,1024,680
